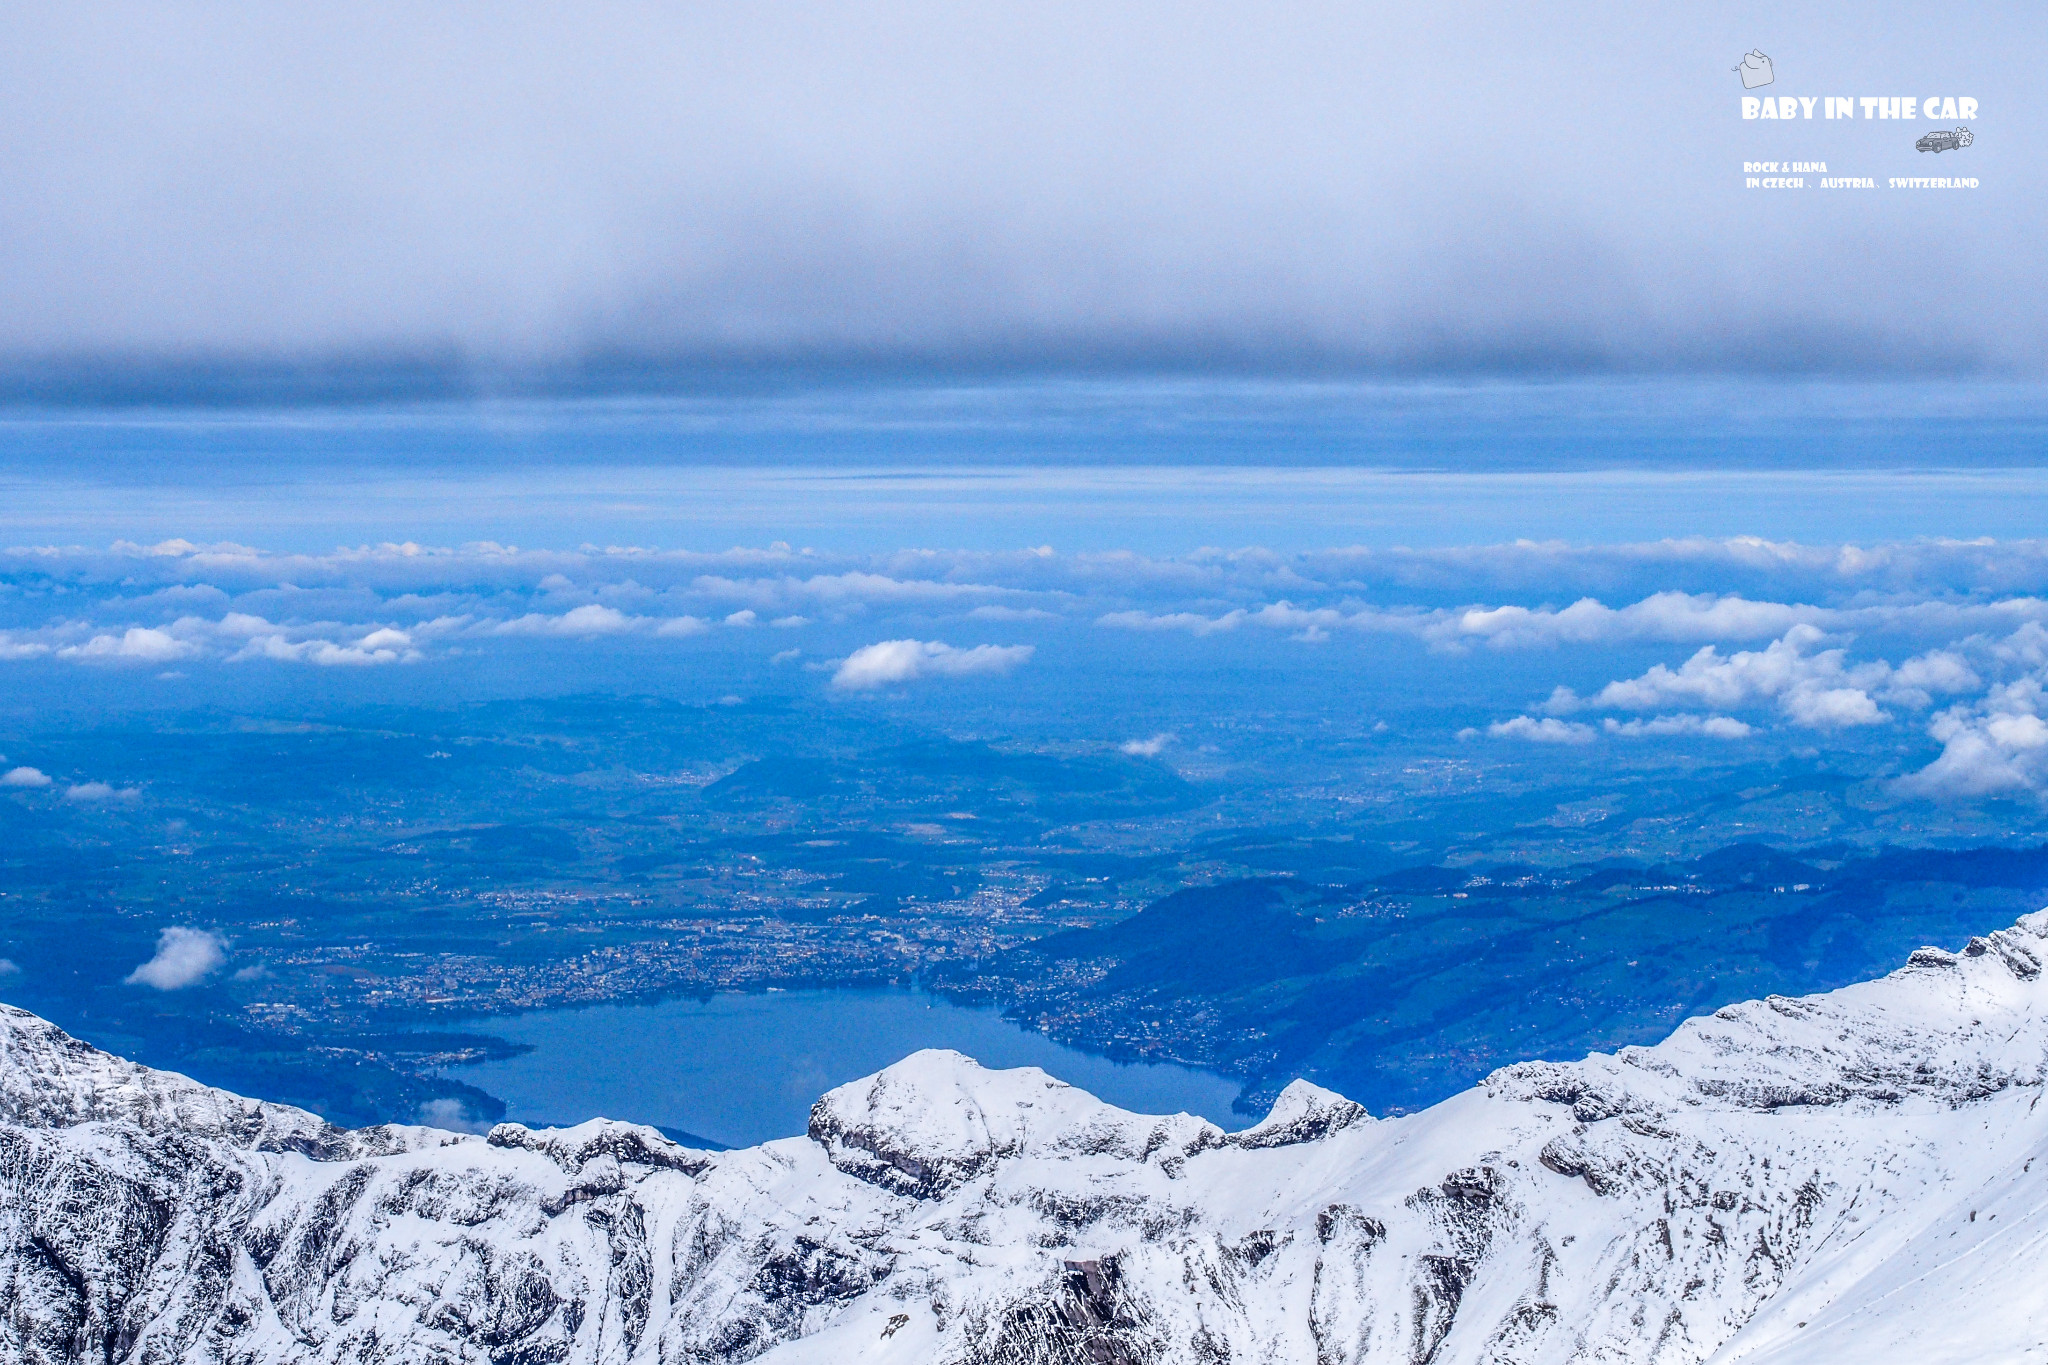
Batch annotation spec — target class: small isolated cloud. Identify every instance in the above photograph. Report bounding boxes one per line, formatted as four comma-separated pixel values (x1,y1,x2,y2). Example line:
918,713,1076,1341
0,960,20,978
65,781,139,802
770,648,802,665
1484,716,1597,744
770,615,809,628
416,1097,493,1134
1,766,52,787
1120,733,1174,757
724,610,758,627
57,627,199,664
124,927,226,990
1603,714,1754,739
231,627,418,666
831,639,1034,691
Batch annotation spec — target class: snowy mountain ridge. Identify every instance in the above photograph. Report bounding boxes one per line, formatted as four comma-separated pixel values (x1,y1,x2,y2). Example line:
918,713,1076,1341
6,916,2048,1363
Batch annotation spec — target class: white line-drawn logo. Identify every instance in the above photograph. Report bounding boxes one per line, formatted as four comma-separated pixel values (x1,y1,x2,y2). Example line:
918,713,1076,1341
1915,126,1974,153
1734,50,1774,89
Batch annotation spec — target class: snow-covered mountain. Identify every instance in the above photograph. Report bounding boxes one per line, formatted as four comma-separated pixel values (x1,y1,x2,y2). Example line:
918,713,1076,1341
8,916,2048,1364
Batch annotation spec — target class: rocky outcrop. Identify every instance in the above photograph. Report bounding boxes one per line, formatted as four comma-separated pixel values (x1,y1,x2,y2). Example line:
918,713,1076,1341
8,916,2048,1362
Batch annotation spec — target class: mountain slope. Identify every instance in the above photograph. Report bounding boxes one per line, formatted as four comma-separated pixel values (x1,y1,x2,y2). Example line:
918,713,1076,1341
6,916,2048,1363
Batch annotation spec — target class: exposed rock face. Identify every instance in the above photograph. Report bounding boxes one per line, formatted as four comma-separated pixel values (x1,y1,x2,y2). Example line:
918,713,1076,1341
8,916,2048,1363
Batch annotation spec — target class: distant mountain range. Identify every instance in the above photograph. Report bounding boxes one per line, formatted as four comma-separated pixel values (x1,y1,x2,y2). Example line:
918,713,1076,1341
5,917,2048,1362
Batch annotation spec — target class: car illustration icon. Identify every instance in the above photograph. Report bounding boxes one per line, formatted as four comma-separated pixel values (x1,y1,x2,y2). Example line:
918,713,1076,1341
1916,126,1974,153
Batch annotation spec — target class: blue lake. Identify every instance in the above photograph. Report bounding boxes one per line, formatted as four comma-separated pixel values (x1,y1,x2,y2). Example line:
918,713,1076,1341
436,987,1245,1148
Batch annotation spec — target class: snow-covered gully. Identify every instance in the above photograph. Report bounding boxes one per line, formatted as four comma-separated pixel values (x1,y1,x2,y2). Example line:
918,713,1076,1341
7,916,2048,1364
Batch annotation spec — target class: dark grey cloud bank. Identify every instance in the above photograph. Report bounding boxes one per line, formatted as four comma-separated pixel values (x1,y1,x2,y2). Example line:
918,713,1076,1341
1,1,2038,390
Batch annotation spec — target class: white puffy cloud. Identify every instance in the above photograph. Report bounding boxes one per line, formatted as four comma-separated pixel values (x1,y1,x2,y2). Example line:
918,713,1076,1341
1545,626,1894,730
1097,602,1347,639
1885,622,2048,798
66,781,139,802
358,627,413,652
490,605,639,637
0,766,51,787
1480,716,1597,744
1426,592,1822,650
0,634,50,660
692,570,1035,613
1881,649,1981,707
831,639,1034,691
230,626,418,666
416,1097,493,1133
1780,686,1886,729
1120,733,1173,756
1898,670,2048,798
1425,589,1810,650
57,627,199,663
1602,714,1754,739
124,927,226,990
1902,719,2043,798
1098,591,1915,654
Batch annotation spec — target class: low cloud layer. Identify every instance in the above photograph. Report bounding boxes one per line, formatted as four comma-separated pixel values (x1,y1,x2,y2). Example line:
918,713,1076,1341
20,534,2048,798
124,927,227,990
